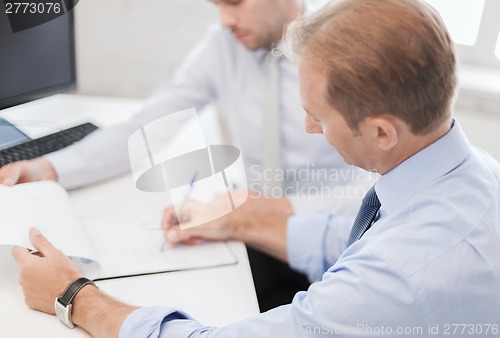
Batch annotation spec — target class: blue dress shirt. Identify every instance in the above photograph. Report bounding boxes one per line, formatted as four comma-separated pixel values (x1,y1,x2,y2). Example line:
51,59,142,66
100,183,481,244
119,120,500,337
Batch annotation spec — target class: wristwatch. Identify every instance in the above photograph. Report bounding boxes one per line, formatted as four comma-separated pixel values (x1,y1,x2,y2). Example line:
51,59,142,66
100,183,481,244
54,277,96,328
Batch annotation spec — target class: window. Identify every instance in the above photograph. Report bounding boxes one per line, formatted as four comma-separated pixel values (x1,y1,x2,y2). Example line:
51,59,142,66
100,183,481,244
496,32,500,60
424,0,499,67
424,0,484,46
425,0,500,113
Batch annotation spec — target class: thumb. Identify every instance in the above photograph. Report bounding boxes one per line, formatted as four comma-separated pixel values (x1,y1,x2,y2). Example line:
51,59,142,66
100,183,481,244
162,207,178,232
0,164,22,186
12,246,32,266
29,228,56,257
166,227,198,245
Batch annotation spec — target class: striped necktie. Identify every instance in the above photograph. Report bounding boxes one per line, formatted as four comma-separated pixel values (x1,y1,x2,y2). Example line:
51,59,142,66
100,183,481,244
347,186,381,246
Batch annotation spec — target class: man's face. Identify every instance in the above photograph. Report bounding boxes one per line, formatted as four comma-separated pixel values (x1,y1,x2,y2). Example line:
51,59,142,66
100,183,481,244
298,60,375,170
211,0,299,50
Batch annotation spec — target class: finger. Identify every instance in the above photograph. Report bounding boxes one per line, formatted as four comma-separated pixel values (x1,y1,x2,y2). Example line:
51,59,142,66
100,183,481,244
166,228,196,245
12,246,32,266
183,238,205,245
29,228,55,257
162,207,179,234
0,164,21,186
167,218,222,244
175,202,195,224
163,221,179,241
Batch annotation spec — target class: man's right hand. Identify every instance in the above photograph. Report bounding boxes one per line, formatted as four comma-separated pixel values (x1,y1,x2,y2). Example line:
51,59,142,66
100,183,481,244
0,158,57,186
161,193,291,262
162,199,240,246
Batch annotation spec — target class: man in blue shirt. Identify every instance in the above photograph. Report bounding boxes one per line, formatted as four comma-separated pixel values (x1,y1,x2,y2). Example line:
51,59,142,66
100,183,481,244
12,0,500,337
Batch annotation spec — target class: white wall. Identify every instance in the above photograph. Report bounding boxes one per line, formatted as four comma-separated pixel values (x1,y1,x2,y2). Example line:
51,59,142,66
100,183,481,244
455,109,500,161
74,0,218,98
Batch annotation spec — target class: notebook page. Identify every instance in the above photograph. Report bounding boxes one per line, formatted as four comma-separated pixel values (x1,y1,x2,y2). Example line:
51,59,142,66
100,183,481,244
79,212,238,280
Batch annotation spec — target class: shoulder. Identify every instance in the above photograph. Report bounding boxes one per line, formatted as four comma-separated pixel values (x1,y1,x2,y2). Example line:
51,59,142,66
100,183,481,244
471,146,500,181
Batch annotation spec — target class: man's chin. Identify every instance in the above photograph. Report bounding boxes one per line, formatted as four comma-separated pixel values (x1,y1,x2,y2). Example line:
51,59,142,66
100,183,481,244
237,37,265,51
240,41,259,50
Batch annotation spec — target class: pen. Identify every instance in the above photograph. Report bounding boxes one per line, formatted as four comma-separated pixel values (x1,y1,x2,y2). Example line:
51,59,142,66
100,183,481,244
160,172,197,252
176,173,198,224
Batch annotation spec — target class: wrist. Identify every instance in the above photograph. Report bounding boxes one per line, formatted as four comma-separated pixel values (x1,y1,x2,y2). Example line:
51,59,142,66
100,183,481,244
55,277,97,328
37,157,58,181
53,272,83,314
229,212,253,241
71,282,100,327
71,281,138,338
236,213,289,262
277,198,293,216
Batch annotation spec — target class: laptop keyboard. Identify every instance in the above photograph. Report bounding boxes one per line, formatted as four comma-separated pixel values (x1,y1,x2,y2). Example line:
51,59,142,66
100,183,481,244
0,122,98,167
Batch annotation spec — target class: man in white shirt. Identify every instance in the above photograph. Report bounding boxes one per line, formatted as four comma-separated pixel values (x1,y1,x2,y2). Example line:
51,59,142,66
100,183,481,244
0,0,372,310
13,1,500,336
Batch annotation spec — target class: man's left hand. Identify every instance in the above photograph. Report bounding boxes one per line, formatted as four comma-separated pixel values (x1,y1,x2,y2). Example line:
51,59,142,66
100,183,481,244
12,228,82,314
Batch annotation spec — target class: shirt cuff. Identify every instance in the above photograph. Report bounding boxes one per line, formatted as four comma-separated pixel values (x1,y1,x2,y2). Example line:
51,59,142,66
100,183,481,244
44,147,89,190
119,306,188,338
287,211,332,282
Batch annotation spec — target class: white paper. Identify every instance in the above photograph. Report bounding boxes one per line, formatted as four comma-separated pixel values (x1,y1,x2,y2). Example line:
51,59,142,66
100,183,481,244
79,212,237,280
0,181,237,280
0,181,98,262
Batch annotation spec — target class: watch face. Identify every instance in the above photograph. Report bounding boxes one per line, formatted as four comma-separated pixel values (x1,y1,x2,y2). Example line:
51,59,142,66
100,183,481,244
54,299,75,328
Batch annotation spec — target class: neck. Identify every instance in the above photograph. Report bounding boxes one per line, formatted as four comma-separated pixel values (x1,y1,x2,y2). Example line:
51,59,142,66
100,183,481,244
278,0,305,40
378,118,453,175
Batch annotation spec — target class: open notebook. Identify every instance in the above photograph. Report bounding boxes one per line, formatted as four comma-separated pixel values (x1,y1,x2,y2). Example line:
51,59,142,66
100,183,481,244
0,181,237,280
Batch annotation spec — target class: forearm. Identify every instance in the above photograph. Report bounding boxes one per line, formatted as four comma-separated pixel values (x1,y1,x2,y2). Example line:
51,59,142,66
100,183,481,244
72,285,138,338
233,213,289,262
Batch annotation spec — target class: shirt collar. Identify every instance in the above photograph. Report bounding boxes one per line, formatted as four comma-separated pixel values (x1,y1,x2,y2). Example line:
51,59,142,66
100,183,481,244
375,119,472,215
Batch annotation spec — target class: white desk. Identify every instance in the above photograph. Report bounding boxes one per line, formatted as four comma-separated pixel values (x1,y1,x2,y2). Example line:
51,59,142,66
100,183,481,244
0,95,260,337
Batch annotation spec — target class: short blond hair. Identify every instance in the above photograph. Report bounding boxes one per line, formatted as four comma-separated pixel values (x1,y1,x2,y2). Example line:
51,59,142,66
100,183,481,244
286,0,457,135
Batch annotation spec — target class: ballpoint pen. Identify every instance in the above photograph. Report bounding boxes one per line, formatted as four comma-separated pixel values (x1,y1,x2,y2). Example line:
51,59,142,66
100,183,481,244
160,172,197,252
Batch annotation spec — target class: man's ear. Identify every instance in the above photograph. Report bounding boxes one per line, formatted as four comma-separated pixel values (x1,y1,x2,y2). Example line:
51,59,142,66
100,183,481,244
364,116,399,151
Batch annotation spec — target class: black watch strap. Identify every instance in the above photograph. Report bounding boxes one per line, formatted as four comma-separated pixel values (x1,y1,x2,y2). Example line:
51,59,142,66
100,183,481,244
58,277,95,307
55,277,96,328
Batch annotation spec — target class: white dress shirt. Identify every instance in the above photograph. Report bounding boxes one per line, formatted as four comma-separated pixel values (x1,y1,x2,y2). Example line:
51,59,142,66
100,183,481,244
119,120,500,337
46,25,373,214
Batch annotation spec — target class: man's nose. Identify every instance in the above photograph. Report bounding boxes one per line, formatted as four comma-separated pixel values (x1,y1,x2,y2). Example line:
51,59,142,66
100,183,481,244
220,6,237,28
305,116,322,134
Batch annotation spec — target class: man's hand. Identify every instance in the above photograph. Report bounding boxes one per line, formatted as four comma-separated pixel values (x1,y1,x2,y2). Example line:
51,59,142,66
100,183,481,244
0,158,58,186
162,199,240,246
12,228,81,314
161,192,293,246
161,193,291,262
12,228,136,337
